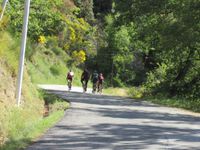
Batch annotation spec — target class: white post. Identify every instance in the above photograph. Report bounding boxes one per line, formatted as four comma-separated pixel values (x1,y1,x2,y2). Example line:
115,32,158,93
16,0,31,106
0,0,8,21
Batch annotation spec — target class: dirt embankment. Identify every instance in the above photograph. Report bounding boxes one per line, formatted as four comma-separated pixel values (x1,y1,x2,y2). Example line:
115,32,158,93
0,61,16,144
0,62,16,106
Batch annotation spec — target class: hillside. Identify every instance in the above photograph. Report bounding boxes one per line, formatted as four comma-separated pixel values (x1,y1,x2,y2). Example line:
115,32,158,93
0,31,43,145
1,0,200,148
0,0,87,148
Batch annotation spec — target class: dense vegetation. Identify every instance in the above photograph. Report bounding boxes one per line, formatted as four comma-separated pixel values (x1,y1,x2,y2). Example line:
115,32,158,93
0,0,82,148
0,0,200,148
0,31,69,149
94,0,200,101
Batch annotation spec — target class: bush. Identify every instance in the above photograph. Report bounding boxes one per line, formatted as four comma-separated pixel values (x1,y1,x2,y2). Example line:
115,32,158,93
0,31,19,76
145,63,168,94
50,66,61,76
8,0,65,40
41,91,69,114
128,87,145,99
112,76,124,87
52,47,63,55
46,36,58,49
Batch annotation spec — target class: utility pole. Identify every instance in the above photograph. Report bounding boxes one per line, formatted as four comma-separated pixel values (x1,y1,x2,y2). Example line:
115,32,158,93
16,0,31,106
0,0,8,21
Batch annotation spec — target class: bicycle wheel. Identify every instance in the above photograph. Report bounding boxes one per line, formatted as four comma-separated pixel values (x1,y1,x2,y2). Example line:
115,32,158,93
68,80,72,90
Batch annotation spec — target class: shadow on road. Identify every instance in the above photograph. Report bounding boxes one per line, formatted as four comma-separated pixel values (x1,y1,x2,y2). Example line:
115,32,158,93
50,90,200,122
27,90,200,150
41,123,200,150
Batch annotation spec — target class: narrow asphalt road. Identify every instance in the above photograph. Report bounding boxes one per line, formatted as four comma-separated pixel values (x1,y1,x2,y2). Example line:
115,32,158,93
27,85,200,150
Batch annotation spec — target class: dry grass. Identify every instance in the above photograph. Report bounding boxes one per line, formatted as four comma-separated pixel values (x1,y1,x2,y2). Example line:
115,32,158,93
103,87,129,97
64,0,76,8
0,31,44,147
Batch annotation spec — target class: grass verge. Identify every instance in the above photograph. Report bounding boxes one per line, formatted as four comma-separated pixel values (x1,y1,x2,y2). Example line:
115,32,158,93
0,92,69,150
103,87,129,97
0,110,65,150
144,96,200,113
128,87,200,113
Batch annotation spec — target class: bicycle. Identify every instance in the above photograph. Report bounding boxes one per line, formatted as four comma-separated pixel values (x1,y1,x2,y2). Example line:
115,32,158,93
81,80,87,93
67,79,72,91
98,83,103,94
92,81,98,94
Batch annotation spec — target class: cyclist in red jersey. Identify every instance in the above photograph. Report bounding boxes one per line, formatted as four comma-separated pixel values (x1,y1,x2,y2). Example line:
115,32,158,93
66,70,74,91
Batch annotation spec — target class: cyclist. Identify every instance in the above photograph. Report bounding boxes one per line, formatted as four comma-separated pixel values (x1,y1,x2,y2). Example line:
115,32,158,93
91,70,99,94
81,69,90,92
98,73,104,94
66,70,74,91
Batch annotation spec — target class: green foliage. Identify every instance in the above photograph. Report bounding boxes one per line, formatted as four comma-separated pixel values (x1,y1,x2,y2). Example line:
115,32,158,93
26,44,85,87
1,110,65,150
145,97,200,113
112,76,124,87
2,0,98,83
113,26,130,52
0,32,20,76
145,63,168,92
98,0,200,99
128,87,145,99
7,0,65,40
0,1,93,148
27,48,67,84
45,36,65,55
112,26,134,83
52,47,63,55
0,65,68,149
0,63,44,148
74,0,94,23
97,16,135,86
46,36,59,48
42,92,69,113
50,65,61,76
61,17,97,58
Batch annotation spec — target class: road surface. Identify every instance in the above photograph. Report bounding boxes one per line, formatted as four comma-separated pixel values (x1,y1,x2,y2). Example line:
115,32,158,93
27,85,200,150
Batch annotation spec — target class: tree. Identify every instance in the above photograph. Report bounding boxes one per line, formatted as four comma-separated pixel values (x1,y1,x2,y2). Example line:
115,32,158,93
101,0,200,98
74,0,94,23
7,0,64,40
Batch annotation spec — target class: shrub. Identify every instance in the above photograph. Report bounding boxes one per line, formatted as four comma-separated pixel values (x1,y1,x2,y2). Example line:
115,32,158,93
46,36,58,49
0,31,19,76
52,47,63,55
41,91,69,114
112,76,124,87
145,63,168,93
50,65,61,76
128,87,145,99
